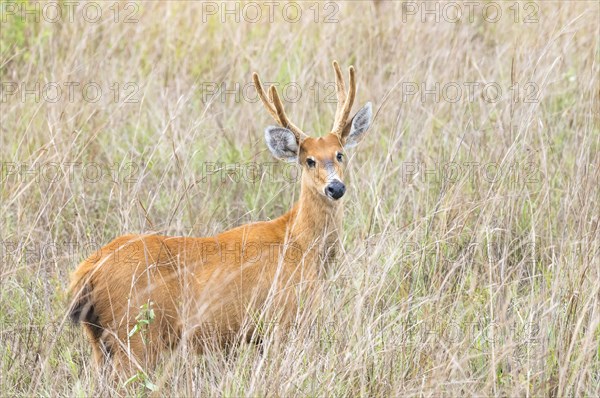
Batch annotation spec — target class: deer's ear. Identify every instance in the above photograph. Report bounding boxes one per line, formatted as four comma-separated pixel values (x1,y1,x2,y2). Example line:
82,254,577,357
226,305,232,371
265,126,299,162
343,102,372,148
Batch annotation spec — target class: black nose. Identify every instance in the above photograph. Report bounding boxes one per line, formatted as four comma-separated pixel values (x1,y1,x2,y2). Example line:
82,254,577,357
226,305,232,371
326,181,346,200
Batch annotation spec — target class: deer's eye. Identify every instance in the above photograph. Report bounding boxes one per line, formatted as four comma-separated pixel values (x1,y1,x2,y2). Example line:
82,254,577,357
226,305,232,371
306,158,316,168
336,153,344,162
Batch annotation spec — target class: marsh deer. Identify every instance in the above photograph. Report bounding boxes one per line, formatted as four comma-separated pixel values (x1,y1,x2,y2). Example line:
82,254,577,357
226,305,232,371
68,61,372,373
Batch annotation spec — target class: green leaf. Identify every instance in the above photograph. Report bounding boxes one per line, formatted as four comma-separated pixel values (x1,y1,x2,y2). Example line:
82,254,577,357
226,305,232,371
145,380,159,391
128,324,139,337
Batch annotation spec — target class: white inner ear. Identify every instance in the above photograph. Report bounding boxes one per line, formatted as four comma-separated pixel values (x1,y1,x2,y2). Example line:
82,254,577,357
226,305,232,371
345,102,372,148
265,126,299,162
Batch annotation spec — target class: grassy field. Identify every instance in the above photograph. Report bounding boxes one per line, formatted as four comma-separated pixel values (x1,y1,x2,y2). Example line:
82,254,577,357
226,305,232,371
1,1,599,396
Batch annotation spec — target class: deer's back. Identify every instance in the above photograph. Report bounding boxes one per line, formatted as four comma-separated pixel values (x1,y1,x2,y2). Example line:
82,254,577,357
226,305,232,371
69,217,299,354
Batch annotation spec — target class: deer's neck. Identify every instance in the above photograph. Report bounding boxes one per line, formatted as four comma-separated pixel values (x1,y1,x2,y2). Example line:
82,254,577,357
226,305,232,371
285,182,344,271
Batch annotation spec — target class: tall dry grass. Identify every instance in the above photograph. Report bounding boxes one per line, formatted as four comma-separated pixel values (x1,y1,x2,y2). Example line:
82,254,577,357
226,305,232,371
0,1,598,396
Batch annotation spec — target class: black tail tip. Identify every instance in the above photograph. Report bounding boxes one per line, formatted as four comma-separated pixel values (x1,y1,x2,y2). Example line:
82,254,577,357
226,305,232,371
69,299,94,324
68,284,94,324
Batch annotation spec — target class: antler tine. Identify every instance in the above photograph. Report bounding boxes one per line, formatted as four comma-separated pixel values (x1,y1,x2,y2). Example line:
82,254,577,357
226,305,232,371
332,64,356,137
253,72,307,141
252,72,281,125
332,61,346,126
269,86,307,140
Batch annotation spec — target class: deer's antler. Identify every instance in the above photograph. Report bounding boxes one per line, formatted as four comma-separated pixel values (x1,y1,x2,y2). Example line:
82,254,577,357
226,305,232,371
331,61,356,137
253,72,307,142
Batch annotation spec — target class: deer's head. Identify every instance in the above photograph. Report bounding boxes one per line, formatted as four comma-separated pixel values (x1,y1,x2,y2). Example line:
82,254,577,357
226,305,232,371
254,61,372,202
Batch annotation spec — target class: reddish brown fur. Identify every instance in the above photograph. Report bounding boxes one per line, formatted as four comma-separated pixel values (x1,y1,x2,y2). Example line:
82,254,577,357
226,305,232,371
68,63,363,374
69,158,345,373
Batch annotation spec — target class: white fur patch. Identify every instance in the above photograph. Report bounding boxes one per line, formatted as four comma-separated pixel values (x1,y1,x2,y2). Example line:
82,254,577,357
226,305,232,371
264,126,298,162
345,102,372,148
